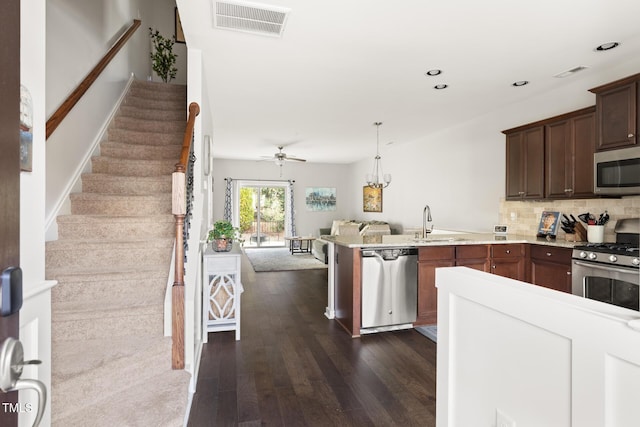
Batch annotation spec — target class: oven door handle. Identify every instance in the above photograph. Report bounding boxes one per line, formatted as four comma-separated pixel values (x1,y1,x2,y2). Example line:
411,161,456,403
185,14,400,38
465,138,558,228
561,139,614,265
573,260,636,276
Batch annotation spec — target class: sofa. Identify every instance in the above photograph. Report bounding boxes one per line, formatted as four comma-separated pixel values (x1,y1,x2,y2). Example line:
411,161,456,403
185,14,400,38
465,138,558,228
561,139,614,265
311,220,392,263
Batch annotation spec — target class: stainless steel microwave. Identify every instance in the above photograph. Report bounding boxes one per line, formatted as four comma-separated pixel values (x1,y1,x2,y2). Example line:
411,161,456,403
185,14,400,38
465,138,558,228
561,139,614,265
594,145,640,196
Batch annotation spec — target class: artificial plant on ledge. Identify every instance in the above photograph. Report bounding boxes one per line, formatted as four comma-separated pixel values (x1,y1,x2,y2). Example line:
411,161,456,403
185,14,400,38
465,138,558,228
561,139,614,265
208,220,240,252
149,27,178,83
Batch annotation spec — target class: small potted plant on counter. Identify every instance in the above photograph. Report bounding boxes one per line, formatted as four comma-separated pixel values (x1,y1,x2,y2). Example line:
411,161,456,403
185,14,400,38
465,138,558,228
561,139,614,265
208,220,239,252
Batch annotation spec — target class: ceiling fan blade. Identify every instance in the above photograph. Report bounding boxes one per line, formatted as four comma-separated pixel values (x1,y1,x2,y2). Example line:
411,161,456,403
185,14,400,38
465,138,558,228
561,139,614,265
286,156,306,162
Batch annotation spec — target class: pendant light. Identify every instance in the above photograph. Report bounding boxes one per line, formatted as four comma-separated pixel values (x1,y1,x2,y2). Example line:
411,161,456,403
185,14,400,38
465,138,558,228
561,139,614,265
365,122,391,189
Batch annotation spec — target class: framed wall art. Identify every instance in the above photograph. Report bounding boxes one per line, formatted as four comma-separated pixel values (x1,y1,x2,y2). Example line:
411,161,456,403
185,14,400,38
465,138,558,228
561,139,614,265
175,7,185,43
305,187,336,211
363,186,382,212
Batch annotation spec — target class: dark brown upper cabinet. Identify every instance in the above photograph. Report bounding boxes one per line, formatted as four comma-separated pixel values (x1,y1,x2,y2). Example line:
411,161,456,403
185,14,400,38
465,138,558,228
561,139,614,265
544,108,596,199
504,126,544,200
590,73,640,151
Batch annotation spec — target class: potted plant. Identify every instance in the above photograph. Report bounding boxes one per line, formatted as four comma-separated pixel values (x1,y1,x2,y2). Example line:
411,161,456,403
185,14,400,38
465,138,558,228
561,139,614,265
149,27,178,83
208,220,239,252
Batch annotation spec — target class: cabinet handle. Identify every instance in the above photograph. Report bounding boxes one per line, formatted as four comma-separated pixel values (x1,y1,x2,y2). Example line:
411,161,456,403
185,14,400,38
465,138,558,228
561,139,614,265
505,250,511,254
566,271,571,275
546,252,552,257
492,265,496,269
518,191,525,196
628,133,635,139
564,188,573,192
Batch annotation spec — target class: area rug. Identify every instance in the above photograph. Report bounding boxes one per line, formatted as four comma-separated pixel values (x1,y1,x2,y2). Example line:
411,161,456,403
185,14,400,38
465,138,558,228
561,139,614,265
244,247,328,272
415,325,437,343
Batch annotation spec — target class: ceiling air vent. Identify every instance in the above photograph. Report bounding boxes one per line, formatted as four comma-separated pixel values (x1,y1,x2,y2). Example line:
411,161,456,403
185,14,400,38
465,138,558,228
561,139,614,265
554,66,589,78
214,0,290,37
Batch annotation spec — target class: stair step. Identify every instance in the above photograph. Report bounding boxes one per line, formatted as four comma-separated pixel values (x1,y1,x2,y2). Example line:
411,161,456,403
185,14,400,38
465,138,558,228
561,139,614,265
107,128,183,146
81,173,172,194
127,85,187,102
100,141,181,161
131,79,187,94
123,96,185,111
52,302,164,342
117,105,185,121
91,156,177,177
111,115,186,133
51,336,174,419
50,266,168,305
57,213,174,240
46,239,173,270
70,192,171,215
53,362,189,427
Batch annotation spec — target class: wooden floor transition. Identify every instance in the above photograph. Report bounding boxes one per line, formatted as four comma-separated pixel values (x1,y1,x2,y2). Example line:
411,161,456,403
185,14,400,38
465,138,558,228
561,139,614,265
187,253,437,426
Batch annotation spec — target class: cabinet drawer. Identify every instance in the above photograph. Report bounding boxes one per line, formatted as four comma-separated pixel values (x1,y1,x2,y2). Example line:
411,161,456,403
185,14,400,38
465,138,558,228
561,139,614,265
491,244,524,258
456,245,489,260
530,245,572,263
419,246,455,261
206,256,238,272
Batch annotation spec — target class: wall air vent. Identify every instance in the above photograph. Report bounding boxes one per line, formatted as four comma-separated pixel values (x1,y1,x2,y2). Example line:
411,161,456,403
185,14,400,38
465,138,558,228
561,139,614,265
554,66,589,78
213,0,290,37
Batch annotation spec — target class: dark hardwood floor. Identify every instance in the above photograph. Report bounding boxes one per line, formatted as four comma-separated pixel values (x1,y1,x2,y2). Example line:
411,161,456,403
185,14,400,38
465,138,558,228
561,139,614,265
187,254,437,426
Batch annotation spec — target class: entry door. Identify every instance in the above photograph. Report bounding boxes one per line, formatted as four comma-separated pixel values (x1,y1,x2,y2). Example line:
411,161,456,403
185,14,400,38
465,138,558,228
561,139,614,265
0,0,21,425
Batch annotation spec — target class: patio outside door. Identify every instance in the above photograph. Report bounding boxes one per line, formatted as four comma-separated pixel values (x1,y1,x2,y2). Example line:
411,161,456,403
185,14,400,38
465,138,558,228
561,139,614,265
238,183,287,248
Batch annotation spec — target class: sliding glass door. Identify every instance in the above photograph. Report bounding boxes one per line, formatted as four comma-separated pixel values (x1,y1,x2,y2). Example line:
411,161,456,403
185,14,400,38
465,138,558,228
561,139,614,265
238,182,287,248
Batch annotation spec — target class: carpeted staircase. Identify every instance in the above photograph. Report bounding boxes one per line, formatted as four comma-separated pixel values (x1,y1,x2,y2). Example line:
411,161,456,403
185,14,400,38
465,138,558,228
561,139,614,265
46,80,191,426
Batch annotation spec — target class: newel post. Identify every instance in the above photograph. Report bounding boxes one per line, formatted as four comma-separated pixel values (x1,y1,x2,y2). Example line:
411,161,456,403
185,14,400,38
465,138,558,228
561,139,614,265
171,165,186,369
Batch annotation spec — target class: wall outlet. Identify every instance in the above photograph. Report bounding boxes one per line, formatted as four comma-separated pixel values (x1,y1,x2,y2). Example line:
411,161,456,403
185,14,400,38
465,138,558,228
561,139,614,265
496,409,516,427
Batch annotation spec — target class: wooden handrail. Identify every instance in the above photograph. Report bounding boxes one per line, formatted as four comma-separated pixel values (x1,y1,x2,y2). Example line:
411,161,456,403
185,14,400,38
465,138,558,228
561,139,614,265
46,19,141,139
171,101,200,370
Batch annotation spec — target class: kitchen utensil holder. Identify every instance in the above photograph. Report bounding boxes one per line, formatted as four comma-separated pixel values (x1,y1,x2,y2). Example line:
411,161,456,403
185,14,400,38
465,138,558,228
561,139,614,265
587,225,604,243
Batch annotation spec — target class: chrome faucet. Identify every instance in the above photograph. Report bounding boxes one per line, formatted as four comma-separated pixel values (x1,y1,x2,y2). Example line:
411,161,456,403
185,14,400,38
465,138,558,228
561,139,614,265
422,205,433,238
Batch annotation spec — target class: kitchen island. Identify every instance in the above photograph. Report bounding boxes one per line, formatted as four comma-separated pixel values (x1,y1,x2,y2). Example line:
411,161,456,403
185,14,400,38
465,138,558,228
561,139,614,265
324,232,579,337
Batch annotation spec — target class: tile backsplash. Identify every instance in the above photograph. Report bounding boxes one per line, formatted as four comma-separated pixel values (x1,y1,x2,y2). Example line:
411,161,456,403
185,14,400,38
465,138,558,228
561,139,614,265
499,196,640,242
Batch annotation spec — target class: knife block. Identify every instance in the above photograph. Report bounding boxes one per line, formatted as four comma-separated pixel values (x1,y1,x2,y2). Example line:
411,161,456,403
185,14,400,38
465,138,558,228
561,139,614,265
573,222,587,242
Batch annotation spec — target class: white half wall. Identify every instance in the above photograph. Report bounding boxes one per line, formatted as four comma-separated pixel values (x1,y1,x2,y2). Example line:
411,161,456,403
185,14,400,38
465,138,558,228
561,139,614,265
436,267,640,427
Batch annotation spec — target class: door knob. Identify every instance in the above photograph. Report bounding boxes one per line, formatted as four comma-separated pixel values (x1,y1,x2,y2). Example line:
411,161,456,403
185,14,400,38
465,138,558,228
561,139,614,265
0,337,46,427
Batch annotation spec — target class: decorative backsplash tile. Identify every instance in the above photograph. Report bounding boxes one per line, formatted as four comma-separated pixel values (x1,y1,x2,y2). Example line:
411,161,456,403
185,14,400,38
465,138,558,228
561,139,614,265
499,196,640,241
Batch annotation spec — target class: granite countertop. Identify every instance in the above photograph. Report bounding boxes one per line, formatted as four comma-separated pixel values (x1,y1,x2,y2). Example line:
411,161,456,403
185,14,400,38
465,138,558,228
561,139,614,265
323,233,582,249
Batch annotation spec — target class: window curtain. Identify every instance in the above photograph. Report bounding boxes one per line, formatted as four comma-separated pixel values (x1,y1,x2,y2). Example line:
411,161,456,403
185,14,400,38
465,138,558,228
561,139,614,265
287,180,296,237
224,177,233,222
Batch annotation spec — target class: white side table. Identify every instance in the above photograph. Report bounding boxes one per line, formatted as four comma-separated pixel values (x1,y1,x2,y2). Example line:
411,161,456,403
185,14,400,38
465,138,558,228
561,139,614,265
202,243,243,341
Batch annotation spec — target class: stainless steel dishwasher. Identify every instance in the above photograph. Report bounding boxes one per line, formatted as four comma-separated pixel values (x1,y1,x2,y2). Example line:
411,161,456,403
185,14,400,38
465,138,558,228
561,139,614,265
361,247,418,333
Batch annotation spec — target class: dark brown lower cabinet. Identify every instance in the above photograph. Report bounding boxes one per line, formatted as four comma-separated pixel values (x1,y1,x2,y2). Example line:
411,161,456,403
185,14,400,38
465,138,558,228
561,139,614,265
529,245,572,293
416,246,455,326
490,244,526,281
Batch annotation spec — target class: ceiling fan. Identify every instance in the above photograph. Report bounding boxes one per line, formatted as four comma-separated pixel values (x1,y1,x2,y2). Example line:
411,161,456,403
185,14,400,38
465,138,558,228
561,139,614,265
261,146,307,166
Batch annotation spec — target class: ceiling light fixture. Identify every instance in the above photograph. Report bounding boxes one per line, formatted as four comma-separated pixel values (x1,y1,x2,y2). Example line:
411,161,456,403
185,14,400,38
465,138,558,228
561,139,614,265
596,42,620,51
365,122,391,189
434,84,448,90
512,80,529,87
425,69,442,76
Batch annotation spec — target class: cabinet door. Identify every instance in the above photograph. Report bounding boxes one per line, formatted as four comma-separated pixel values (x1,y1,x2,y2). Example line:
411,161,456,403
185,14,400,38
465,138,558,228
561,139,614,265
505,127,544,199
529,245,572,293
596,81,637,150
523,127,545,199
491,258,525,281
506,132,524,199
571,111,596,197
545,119,572,198
417,259,455,326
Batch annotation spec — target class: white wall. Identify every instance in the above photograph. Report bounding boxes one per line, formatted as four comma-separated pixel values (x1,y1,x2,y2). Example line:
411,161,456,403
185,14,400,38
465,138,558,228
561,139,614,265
45,0,183,236
211,159,352,236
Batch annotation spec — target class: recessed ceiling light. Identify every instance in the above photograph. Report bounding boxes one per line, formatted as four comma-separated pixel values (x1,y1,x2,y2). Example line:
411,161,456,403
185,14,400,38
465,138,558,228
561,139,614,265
512,80,529,87
595,42,620,51
434,84,448,90
425,69,442,76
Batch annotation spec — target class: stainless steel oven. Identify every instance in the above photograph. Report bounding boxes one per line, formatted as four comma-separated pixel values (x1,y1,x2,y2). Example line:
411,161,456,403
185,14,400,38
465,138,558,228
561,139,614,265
571,218,640,310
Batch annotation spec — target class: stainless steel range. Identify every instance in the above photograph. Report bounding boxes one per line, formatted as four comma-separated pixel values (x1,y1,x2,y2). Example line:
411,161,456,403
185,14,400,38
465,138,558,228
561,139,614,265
571,218,640,311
